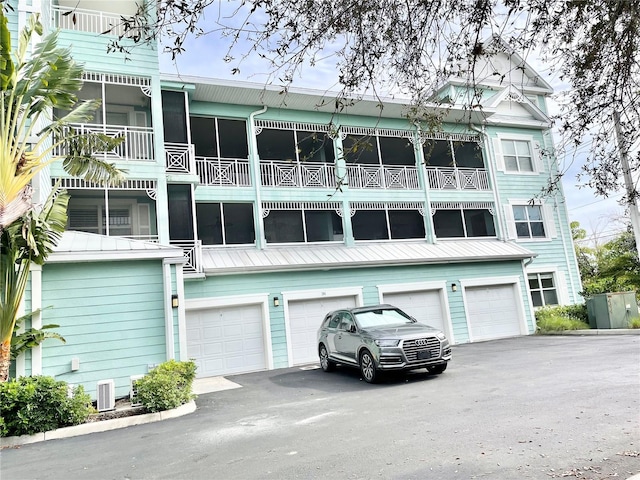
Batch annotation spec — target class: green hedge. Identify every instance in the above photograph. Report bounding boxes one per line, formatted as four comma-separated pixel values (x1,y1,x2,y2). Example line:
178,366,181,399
134,360,197,413
535,304,590,332
0,376,93,437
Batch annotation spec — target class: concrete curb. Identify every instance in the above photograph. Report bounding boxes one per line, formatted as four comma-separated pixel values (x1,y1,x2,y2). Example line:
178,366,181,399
0,400,197,448
543,329,640,336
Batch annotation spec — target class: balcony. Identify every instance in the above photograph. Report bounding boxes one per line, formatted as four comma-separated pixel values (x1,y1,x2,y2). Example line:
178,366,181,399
51,5,128,36
170,240,203,275
346,165,420,189
165,143,196,175
55,123,155,162
425,167,490,190
260,161,337,188
196,157,251,186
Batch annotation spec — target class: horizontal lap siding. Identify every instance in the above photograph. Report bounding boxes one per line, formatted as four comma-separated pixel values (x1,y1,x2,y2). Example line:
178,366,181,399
185,260,530,365
41,261,166,399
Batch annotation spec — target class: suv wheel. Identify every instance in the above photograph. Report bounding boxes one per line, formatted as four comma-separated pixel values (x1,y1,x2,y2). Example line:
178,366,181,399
319,344,335,372
427,364,447,375
359,350,378,383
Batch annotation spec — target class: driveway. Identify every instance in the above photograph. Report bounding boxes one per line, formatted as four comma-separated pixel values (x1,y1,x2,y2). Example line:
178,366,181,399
1,335,639,479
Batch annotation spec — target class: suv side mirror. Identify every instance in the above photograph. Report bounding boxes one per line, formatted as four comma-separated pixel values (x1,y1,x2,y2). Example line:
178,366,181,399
349,325,357,333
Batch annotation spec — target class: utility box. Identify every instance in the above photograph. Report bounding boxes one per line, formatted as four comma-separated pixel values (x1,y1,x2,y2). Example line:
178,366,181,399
586,292,638,329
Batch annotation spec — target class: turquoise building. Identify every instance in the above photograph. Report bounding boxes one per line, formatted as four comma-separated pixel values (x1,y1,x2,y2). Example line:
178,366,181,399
8,0,581,400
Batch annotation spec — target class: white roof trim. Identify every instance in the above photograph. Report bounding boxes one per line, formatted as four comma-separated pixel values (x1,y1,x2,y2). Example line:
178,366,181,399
200,240,537,275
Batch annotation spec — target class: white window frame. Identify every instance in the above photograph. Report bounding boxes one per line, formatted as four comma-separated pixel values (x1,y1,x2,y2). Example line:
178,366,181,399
492,133,543,175
504,199,557,242
526,266,569,307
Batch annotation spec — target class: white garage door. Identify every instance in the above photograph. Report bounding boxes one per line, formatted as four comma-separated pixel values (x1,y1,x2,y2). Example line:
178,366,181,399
382,290,446,333
288,295,358,365
465,284,522,341
187,304,266,378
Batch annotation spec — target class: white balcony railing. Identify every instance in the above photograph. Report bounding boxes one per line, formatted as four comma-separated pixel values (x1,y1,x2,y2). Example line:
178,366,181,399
196,157,251,186
346,164,420,189
425,167,490,190
51,5,127,36
170,240,202,275
54,123,155,162
165,143,196,175
260,161,337,188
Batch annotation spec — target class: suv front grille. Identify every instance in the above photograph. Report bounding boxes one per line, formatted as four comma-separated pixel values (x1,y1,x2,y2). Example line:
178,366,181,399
403,337,441,363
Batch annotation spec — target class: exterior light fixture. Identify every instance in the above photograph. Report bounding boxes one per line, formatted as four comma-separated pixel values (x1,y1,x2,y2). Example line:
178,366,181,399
274,297,280,307
171,294,179,308
451,283,458,292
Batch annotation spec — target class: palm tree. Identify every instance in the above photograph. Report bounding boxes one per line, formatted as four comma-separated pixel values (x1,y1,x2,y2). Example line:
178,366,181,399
0,12,126,381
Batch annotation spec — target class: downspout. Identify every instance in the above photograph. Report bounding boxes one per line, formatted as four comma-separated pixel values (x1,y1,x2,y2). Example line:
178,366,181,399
249,106,268,249
470,123,507,242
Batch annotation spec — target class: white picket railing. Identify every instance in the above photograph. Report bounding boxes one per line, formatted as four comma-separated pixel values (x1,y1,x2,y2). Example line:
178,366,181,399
196,157,252,186
170,240,202,275
165,143,196,175
54,123,154,162
346,165,420,190
425,167,490,190
51,5,127,36
260,161,336,188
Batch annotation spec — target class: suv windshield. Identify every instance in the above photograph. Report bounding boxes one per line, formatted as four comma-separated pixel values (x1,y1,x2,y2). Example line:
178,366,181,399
354,308,414,328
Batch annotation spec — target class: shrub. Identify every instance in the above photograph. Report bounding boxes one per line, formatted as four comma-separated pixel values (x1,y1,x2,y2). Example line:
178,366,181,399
535,304,590,332
628,317,640,329
0,376,93,437
134,360,197,413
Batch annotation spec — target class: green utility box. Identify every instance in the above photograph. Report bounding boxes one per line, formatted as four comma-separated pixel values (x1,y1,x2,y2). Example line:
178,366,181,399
586,292,639,329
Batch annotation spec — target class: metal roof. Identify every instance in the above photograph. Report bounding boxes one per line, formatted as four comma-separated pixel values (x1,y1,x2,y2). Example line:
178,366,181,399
49,231,183,263
200,240,537,275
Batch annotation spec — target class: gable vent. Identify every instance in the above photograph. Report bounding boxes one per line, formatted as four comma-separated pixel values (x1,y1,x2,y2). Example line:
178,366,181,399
96,379,115,412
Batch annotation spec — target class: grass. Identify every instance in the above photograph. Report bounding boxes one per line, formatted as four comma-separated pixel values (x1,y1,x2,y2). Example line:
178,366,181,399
628,317,640,329
536,315,590,332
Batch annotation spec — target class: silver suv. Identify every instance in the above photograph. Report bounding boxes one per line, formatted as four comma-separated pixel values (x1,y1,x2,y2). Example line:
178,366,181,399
317,304,452,383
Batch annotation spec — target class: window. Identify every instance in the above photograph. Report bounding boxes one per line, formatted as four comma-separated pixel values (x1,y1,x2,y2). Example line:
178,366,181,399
196,203,255,245
352,209,425,240
264,209,343,243
433,209,496,238
513,205,545,238
501,139,533,172
423,140,484,168
343,134,415,166
528,273,558,307
257,128,334,163
66,189,156,240
190,117,248,159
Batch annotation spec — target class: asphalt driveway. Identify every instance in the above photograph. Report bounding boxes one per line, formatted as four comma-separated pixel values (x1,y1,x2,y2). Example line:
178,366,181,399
2,335,639,479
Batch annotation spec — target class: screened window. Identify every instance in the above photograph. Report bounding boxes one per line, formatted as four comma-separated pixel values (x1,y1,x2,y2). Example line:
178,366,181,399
196,203,255,245
257,128,334,163
513,205,546,238
190,117,248,159
343,134,415,166
501,139,534,172
264,209,343,243
423,140,484,168
433,209,495,238
66,190,157,241
528,273,558,307
352,209,425,240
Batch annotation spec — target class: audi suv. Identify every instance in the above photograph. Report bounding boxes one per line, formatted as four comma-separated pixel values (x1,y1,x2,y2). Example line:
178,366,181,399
317,304,452,383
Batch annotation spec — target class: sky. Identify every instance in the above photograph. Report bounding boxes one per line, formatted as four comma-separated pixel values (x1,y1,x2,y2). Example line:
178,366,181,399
157,11,629,245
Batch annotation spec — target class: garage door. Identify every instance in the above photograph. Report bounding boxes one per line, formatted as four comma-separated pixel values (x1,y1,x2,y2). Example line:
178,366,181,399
187,304,266,378
465,284,522,341
382,290,446,333
287,295,358,365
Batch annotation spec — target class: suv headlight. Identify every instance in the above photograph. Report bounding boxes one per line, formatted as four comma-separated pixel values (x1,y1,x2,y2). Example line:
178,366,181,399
374,339,400,347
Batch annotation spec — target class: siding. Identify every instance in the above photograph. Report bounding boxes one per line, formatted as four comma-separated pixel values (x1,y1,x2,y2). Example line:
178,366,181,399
40,260,167,399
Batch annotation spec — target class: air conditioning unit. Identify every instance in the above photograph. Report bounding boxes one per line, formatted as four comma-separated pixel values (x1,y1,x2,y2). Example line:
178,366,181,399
96,379,115,412
130,375,145,407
